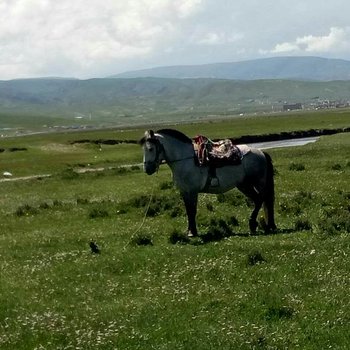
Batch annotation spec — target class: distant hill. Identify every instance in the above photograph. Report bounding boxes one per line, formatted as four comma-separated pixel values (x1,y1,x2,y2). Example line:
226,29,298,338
113,57,350,81
1,77,350,128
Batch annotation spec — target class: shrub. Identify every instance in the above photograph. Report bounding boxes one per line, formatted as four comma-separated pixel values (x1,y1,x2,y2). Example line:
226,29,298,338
331,163,342,171
15,204,38,217
89,208,110,219
201,218,233,243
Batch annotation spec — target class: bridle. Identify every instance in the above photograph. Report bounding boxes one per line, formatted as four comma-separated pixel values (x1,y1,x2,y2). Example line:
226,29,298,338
144,137,164,171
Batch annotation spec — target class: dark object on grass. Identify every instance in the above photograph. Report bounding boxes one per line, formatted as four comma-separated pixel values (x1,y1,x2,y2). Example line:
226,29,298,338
201,218,233,243
265,306,294,320
89,241,100,254
247,250,266,266
169,230,190,244
131,233,153,246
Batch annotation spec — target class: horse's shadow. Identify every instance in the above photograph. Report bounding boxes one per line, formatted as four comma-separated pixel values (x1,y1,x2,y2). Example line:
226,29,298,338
191,227,296,245
169,225,297,245
229,227,296,238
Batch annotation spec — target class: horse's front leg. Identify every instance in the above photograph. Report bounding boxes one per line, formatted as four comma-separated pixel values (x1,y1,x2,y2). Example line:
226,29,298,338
181,192,198,237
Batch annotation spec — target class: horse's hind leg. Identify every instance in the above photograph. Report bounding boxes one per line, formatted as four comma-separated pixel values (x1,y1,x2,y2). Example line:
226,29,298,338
263,202,276,232
262,151,276,232
237,184,263,234
182,192,198,237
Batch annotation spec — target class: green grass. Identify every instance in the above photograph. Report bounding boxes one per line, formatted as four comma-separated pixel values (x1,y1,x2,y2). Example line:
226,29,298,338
0,112,349,349
1,109,349,177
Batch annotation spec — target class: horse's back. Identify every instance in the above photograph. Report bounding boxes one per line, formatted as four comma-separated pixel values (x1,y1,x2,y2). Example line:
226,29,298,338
241,147,270,181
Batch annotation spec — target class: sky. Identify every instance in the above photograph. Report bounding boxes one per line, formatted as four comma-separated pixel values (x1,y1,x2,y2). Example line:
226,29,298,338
1,0,350,80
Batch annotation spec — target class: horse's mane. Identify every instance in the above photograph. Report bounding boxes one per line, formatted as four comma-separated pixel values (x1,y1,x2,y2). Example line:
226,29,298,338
157,129,192,144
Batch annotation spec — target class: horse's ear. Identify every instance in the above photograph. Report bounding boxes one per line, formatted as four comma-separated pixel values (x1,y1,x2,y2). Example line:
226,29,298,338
145,130,155,139
139,130,155,145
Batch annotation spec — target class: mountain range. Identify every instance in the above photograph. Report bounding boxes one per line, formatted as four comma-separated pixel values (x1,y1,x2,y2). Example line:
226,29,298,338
1,56,350,130
113,56,350,81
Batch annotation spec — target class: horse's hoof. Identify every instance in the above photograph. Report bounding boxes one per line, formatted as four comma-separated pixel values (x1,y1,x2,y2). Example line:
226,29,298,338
265,225,277,234
187,230,197,238
249,219,258,233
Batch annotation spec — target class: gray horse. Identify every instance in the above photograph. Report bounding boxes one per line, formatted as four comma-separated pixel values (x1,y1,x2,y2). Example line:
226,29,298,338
140,129,276,236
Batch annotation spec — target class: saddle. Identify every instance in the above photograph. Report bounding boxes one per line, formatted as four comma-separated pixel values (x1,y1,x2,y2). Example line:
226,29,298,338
193,135,243,167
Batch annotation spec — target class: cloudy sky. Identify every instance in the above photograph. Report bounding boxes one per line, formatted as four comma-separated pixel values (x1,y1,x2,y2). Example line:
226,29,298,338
1,0,350,80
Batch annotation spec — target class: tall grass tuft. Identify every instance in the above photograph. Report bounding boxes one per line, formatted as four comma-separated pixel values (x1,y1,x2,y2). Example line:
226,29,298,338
316,208,350,235
201,218,234,243
89,208,110,219
169,230,190,245
247,250,266,266
289,162,306,171
15,204,38,217
130,232,153,246
294,217,312,231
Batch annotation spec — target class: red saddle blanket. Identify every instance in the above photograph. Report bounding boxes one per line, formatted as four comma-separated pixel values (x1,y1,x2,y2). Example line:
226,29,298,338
193,135,243,167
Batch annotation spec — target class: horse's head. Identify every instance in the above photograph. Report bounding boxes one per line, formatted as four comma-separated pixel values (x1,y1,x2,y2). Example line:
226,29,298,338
139,130,163,175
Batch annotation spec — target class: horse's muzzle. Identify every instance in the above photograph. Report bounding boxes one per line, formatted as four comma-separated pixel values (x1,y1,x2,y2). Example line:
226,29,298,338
144,162,157,175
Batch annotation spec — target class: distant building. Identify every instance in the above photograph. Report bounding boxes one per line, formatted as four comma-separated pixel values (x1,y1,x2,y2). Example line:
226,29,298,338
283,103,303,111
315,100,349,109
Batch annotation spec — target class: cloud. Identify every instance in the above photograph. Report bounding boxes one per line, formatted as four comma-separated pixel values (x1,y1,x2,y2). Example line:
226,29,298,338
266,27,350,54
0,0,203,79
1,0,350,79
194,31,244,46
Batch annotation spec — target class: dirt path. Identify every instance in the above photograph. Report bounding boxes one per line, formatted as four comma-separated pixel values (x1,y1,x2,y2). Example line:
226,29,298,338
0,174,52,183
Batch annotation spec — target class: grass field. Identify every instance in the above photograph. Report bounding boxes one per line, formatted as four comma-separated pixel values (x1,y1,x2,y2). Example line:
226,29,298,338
0,111,349,349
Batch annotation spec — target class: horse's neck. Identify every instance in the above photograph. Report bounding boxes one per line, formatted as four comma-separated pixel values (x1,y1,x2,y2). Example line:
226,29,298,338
161,137,193,164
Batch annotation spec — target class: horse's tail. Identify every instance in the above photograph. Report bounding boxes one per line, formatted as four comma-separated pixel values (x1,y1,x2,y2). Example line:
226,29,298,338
263,152,276,230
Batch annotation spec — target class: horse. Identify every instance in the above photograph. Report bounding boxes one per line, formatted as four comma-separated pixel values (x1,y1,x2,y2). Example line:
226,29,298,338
140,129,276,236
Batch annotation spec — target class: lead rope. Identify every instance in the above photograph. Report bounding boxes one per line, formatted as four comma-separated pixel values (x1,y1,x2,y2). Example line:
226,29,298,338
123,179,156,251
